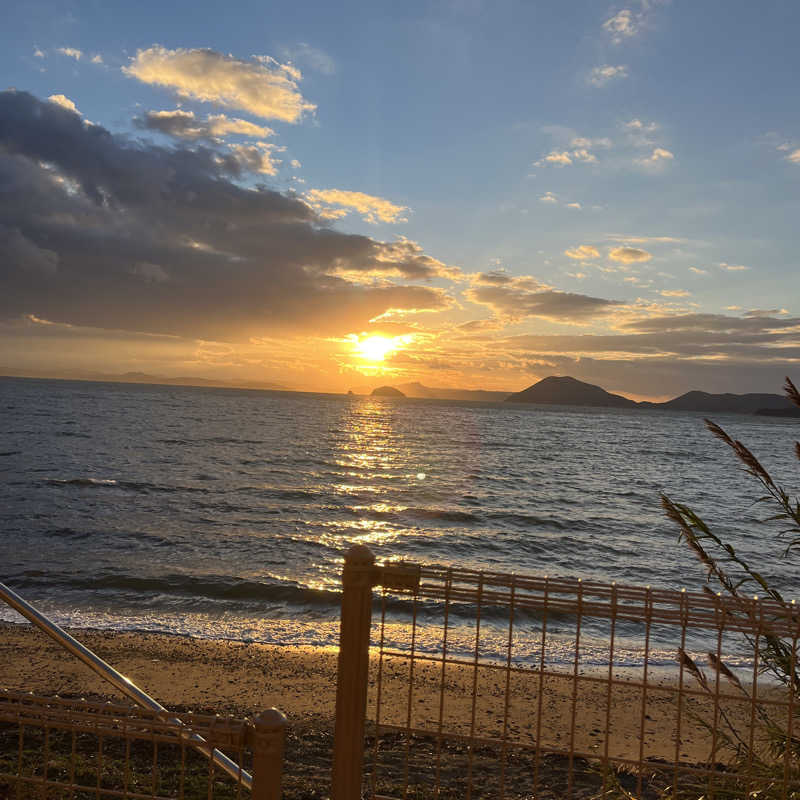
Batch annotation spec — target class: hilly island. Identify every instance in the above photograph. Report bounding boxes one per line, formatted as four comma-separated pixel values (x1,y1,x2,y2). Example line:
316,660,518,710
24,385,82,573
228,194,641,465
372,375,800,416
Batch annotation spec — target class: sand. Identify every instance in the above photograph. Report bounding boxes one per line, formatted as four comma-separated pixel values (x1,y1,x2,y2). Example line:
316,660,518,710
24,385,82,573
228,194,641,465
0,621,773,797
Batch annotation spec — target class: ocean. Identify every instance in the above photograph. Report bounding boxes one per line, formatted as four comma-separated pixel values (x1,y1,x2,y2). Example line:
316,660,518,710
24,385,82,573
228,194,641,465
1,376,798,667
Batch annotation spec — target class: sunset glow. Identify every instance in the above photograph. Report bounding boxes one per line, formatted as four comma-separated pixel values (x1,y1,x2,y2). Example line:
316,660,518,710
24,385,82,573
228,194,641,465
351,335,410,363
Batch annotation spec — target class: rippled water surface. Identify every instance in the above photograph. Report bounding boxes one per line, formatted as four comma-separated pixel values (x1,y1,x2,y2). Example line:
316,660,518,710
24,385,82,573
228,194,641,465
2,376,798,664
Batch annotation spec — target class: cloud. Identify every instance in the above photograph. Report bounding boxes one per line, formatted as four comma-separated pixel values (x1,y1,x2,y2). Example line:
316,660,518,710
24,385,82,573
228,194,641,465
536,148,597,167
304,188,408,224
48,94,80,114
0,90,454,341
688,266,708,275
539,191,558,204
534,129,612,168
123,46,315,123
227,142,282,174
495,312,800,391
290,159,301,168
606,234,684,244
623,118,658,134
571,136,612,149
135,110,283,174
33,47,45,59
1,225,59,274
787,149,800,164
541,150,572,166
467,271,621,322
589,65,628,87
131,262,170,283
368,238,461,280
659,289,690,297
744,308,788,318
57,47,82,61
564,245,600,260
719,262,750,272
609,246,652,264
134,109,274,141
280,43,335,75
565,202,581,209
535,120,671,174
571,148,597,162
91,54,103,64
621,313,800,335
603,9,639,42
639,147,674,165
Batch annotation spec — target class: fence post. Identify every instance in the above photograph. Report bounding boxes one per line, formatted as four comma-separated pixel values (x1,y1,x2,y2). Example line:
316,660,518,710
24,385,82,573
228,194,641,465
331,544,376,800
251,708,287,800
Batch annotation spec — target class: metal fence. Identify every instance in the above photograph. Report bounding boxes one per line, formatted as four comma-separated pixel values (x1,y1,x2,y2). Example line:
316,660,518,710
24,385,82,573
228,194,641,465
0,690,286,800
0,581,287,800
331,545,800,800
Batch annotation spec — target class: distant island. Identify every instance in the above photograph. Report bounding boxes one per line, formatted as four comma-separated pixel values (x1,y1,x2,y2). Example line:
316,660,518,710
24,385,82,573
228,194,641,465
506,376,800,416
0,369,289,393
506,376,636,408
371,385,406,398
393,382,509,403
367,375,800,416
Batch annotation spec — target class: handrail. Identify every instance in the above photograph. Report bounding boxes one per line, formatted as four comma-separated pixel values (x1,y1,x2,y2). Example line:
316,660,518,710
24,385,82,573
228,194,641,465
0,580,253,790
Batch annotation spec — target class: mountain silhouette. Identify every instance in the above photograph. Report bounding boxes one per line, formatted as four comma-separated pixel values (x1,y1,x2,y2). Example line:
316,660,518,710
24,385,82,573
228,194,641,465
505,376,638,408
371,386,406,397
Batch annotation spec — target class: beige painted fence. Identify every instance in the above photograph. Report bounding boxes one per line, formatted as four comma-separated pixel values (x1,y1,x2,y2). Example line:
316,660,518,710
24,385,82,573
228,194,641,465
331,545,800,800
0,690,286,800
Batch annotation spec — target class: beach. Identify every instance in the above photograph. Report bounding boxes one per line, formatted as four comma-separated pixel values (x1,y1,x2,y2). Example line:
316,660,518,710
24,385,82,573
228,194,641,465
2,620,765,798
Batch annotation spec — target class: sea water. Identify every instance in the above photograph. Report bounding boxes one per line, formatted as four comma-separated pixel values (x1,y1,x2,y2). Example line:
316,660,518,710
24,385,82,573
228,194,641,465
1,376,798,667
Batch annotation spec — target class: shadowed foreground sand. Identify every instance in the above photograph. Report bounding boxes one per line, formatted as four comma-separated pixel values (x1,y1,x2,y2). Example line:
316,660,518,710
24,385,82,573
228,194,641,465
0,622,775,798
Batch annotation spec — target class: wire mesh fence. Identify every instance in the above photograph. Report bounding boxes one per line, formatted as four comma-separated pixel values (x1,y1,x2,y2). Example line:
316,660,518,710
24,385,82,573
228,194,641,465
0,690,284,800
332,546,800,800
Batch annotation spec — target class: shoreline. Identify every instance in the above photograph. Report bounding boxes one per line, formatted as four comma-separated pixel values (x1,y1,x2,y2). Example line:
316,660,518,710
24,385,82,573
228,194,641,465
1,620,753,766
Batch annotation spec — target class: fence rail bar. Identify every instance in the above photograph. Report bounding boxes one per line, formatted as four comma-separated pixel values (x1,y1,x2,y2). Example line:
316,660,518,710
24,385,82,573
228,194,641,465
334,548,800,800
0,580,256,791
363,562,800,636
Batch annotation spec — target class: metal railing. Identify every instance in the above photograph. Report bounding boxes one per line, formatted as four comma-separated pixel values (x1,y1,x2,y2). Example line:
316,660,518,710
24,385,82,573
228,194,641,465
0,581,286,800
0,690,284,800
331,545,800,800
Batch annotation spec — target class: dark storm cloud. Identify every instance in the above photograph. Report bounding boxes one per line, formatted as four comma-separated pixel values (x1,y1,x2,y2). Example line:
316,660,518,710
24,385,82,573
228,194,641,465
0,91,452,340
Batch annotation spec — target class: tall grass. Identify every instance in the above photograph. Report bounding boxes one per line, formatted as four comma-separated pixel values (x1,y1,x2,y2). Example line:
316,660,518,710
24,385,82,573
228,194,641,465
661,377,800,797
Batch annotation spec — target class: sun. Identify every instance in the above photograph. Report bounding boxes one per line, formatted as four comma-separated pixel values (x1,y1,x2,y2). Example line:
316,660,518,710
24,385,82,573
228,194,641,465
349,333,412,362
354,335,397,362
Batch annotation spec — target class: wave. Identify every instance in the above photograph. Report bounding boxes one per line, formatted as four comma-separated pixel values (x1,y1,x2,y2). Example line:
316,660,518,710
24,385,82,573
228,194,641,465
337,505,480,524
402,507,480,523
156,437,266,446
47,477,118,487
4,569,532,626
486,511,567,529
9,571,342,608
44,477,212,494
336,506,582,530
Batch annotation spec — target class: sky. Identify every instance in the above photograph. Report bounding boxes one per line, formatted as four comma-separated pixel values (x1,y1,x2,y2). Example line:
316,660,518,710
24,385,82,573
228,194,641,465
1,0,799,399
